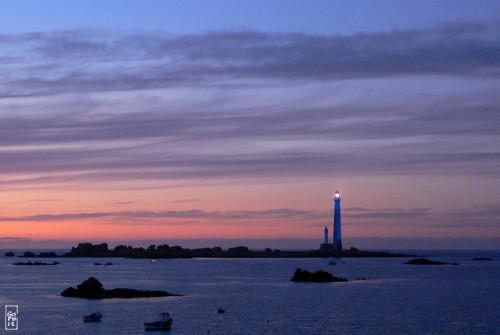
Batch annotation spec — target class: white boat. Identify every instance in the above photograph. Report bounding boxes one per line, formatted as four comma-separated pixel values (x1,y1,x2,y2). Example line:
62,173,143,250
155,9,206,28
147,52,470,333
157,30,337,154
144,312,173,331
83,312,102,322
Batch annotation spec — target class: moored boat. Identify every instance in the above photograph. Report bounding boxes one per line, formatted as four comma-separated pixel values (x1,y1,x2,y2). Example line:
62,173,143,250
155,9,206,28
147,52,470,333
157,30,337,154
144,312,173,331
83,312,102,322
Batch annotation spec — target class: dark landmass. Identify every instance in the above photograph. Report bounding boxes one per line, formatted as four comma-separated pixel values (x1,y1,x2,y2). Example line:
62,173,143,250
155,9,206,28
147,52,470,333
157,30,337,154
21,251,58,258
13,261,59,266
61,277,180,299
291,268,348,283
404,258,458,265
4,251,15,257
471,257,492,261
57,243,414,259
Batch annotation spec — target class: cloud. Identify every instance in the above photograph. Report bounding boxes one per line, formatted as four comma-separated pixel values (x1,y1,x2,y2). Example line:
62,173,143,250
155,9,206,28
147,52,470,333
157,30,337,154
0,21,498,97
0,236,31,241
171,198,203,203
0,87,499,186
28,198,60,202
462,203,500,217
106,201,135,205
343,207,432,219
1,205,498,234
0,21,498,190
343,204,500,230
0,208,327,223
440,203,500,227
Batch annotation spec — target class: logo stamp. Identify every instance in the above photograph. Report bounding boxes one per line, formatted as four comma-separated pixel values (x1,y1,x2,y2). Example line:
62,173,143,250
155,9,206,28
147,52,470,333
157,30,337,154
5,305,18,330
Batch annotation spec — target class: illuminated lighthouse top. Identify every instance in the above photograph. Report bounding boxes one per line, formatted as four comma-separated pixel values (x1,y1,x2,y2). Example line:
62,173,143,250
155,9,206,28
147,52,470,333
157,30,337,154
334,190,340,200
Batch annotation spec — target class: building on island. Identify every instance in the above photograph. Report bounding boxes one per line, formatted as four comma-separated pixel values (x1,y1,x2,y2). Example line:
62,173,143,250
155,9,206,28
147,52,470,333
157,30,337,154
320,226,331,251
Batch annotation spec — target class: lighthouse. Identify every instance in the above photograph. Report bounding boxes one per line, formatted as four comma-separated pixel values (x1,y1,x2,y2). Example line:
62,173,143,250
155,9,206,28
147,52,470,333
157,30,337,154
333,190,342,251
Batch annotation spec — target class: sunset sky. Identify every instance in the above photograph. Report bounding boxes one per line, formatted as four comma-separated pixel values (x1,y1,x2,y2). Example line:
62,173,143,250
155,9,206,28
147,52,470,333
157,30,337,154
1,1,499,249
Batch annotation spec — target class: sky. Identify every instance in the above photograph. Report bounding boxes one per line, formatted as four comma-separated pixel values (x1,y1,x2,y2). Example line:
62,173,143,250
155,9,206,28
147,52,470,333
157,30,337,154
0,1,499,249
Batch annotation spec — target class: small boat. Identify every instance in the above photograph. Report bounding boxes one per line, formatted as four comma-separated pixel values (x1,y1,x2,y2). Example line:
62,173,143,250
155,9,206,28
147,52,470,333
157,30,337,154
83,312,102,322
144,312,173,331
217,308,225,314
328,260,337,265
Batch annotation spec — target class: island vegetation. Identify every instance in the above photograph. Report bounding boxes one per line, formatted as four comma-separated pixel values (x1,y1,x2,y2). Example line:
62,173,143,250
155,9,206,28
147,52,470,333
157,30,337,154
61,277,180,299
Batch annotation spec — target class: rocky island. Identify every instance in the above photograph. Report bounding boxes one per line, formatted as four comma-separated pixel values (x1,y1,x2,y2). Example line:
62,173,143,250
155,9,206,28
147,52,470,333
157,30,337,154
290,268,348,283
404,258,458,265
61,277,180,299
53,243,414,259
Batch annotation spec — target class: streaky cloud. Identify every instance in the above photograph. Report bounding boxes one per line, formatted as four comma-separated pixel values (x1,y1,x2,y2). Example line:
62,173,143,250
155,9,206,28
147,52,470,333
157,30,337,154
0,208,328,222
2,204,498,232
0,21,498,97
0,88,499,185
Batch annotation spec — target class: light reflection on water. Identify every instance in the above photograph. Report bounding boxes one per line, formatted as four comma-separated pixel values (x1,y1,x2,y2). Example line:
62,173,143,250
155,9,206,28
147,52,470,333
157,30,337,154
0,251,498,334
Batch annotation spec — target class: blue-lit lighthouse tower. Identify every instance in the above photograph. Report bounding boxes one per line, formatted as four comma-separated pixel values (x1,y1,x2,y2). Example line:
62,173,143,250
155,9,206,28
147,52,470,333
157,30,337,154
333,190,342,251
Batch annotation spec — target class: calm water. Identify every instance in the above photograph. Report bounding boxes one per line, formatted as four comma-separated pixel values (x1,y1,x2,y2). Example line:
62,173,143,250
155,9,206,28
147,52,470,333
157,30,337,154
0,250,498,334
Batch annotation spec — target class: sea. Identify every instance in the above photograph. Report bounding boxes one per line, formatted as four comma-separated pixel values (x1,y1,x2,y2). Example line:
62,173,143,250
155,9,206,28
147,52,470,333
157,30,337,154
0,249,498,334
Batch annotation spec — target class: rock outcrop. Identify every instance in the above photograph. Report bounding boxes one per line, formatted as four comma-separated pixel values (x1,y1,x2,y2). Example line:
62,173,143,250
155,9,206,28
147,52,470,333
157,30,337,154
404,258,458,265
61,277,180,299
290,268,348,283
